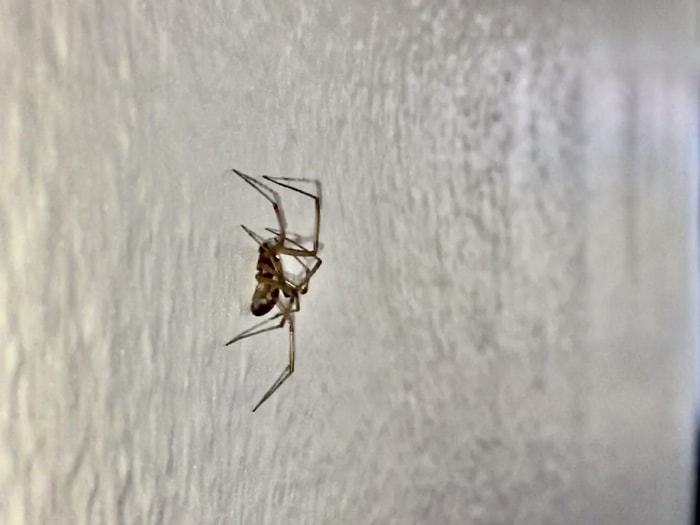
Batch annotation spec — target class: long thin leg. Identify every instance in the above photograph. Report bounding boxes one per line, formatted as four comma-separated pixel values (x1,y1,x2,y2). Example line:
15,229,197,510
232,169,287,241
288,310,295,372
264,228,316,267
240,224,266,246
295,256,322,293
265,228,323,292
224,311,285,346
262,176,320,255
252,364,292,412
251,296,298,412
224,276,301,347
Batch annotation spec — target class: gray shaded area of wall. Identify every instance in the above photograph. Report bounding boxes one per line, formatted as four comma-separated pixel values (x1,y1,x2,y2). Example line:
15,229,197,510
1,1,697,524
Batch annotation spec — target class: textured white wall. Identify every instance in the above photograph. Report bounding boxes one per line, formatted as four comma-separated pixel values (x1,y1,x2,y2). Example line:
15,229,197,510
1,1,697,524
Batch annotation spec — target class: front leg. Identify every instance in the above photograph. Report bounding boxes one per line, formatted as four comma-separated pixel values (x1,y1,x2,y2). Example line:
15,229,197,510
262,176,321,255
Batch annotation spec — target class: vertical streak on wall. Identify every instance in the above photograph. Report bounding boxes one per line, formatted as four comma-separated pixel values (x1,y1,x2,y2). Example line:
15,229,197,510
581,1,698,523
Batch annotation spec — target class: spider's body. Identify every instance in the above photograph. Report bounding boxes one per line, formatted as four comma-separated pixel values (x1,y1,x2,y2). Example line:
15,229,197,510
250,242,283,316
225,169,322,412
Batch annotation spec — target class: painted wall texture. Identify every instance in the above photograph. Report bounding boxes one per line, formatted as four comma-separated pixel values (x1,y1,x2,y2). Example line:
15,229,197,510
1,1,697,524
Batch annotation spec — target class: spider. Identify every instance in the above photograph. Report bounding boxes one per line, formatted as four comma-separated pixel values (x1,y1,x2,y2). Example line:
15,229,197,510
225,169,322,412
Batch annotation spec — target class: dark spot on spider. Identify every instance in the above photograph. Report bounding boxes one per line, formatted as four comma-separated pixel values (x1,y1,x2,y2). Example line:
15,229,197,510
251,300,276,316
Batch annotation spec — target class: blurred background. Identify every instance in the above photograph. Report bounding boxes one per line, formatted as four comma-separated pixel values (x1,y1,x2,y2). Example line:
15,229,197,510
1,1,697,524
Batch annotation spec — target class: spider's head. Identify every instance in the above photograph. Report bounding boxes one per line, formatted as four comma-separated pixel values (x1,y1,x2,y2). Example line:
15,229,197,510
259,239,277,255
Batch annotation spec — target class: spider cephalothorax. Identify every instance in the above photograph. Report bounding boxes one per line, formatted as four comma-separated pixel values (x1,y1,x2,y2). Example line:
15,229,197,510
224,170,322,412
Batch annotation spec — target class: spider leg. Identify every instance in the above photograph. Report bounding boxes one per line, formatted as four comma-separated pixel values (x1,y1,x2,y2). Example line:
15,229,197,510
224,311,285,346
232,169,287,242
262,176,320,254
264,228,314,269
240,224,266,246
296,256,322,293
251,294,299,412
252,363,292,412
265,228,322,293
224,277,301,347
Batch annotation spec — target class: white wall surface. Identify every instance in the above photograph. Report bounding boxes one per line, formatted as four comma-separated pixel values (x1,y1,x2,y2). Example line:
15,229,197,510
1,1,697,524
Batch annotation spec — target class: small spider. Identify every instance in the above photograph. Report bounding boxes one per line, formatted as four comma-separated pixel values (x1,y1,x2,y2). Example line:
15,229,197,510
225,169,322,412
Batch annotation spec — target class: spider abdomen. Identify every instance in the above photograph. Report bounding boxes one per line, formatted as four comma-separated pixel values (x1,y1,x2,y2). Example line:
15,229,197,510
251,282,279,316
251,250,283,316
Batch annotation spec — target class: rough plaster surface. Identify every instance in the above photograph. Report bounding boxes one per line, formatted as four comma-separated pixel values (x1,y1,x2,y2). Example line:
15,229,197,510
1,1,697,524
